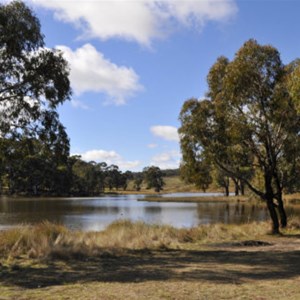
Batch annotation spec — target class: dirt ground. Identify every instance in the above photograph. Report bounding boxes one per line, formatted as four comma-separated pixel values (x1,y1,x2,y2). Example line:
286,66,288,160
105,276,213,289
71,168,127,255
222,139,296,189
0,234,300,300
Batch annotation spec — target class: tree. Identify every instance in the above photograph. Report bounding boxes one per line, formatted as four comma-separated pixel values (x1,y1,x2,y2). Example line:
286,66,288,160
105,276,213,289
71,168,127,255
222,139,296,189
0,1,71,195
143,166,165,192
180,155,212,192
0,135,70,195
214,168,230,197
0,1,71,139
69,158,107,196
104,164,122,191
133,174,143,191
179,39,300,234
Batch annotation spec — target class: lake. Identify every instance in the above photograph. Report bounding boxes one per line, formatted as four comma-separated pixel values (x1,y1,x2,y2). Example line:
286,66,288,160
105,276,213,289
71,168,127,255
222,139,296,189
0,193,299,231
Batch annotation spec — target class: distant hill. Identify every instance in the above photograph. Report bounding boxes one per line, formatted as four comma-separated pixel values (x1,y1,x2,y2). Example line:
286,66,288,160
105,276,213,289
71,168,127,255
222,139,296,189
125,169,221,194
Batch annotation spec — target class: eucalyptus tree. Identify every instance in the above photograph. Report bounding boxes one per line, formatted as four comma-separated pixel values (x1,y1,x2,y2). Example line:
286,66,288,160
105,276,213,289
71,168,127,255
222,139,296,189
104,164,122,190
0,1,71,195
0,1,71,139
143,166,165,192
179,39,300,234
133,175,143,191
180,154,212,192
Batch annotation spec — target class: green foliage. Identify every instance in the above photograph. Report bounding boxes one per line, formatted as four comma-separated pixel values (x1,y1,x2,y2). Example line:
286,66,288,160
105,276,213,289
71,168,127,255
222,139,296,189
0,1,73,195
179,39,300,233
180,156,212,192
143,166,165,192
0,136,71,195
133,175,143,191
0,1,71,138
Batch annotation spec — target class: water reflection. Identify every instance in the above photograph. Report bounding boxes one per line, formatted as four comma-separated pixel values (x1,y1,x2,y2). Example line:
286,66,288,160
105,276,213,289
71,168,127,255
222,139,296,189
0,194,299,231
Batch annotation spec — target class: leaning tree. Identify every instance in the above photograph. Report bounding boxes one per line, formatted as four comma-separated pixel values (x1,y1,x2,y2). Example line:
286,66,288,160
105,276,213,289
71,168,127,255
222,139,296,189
179,39,300,234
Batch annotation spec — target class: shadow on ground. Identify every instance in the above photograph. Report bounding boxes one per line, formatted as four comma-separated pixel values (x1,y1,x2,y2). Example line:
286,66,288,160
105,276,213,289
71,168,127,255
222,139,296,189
1,247,300,289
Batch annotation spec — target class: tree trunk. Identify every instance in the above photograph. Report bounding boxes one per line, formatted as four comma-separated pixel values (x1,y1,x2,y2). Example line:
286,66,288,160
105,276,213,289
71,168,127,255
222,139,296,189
276,193,287,228
272,172,287,228
235,183,239,196
240,181,245,196
232,178,239,196
224,185,229,197
265,173,280,234
266,196,280,234
224,176,230,196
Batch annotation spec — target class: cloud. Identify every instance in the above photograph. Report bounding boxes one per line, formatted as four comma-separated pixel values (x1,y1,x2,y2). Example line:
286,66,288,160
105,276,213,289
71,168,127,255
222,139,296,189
70,99,90,110
150,150,181,169
150,125,179,142
32,0,237,45
147,143,158,148
73,149,141,171
56,44,142,105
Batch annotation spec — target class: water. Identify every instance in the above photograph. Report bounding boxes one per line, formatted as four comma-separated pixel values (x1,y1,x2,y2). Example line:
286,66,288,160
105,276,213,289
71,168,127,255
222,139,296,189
0,193,299,231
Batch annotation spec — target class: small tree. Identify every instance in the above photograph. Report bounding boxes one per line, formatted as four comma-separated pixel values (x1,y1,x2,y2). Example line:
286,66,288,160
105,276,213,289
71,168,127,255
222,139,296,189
143,166,165,192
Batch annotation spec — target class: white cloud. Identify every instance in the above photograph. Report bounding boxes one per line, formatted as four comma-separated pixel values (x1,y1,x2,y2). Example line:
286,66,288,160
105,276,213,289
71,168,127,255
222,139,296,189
70,99,90,110
32,0,237,45
56,44,142,105
147,143,158,148
150,125,179,142
73,149,141,171
150,150,181,169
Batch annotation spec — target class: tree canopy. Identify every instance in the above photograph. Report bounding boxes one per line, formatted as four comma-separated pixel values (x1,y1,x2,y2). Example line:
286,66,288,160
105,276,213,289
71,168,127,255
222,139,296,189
143,166,165,192
179,39,300,233
0,0,71,140
0,0,72,194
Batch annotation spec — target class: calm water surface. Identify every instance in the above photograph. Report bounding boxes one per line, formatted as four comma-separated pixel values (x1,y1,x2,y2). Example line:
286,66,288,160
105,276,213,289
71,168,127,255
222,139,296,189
0,193,299,231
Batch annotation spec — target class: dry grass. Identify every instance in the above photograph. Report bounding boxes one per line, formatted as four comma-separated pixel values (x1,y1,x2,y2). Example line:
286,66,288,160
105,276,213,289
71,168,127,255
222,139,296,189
161,176,205,193
124,175,214,194
140,195,250,202
0,221,68,259
284,193,300,204
1,219,300,299
0,219,276,260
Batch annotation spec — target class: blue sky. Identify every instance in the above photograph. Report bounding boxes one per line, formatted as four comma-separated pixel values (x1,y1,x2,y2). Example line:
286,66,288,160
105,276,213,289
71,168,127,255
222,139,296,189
13,0,300,171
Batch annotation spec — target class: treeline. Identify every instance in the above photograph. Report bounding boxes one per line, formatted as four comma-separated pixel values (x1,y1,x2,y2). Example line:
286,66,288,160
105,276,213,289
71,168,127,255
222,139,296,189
0,137,167,196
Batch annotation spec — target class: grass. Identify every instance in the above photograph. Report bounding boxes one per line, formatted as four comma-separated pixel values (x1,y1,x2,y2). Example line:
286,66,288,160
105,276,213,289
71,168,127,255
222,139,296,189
123,175,222,194
0,219,300,299
0,219,271,259
284,193,300,204
140,195,249,202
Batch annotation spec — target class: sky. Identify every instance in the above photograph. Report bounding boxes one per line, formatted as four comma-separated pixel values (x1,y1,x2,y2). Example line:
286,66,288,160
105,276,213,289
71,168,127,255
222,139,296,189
7,0,300,171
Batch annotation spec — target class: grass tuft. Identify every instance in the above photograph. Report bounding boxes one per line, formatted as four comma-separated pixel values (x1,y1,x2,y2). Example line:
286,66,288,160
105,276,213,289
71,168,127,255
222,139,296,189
0,221,67,259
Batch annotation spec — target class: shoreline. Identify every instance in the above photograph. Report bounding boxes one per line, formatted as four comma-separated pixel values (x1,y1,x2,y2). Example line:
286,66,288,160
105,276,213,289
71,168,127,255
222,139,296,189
139,195,250,203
